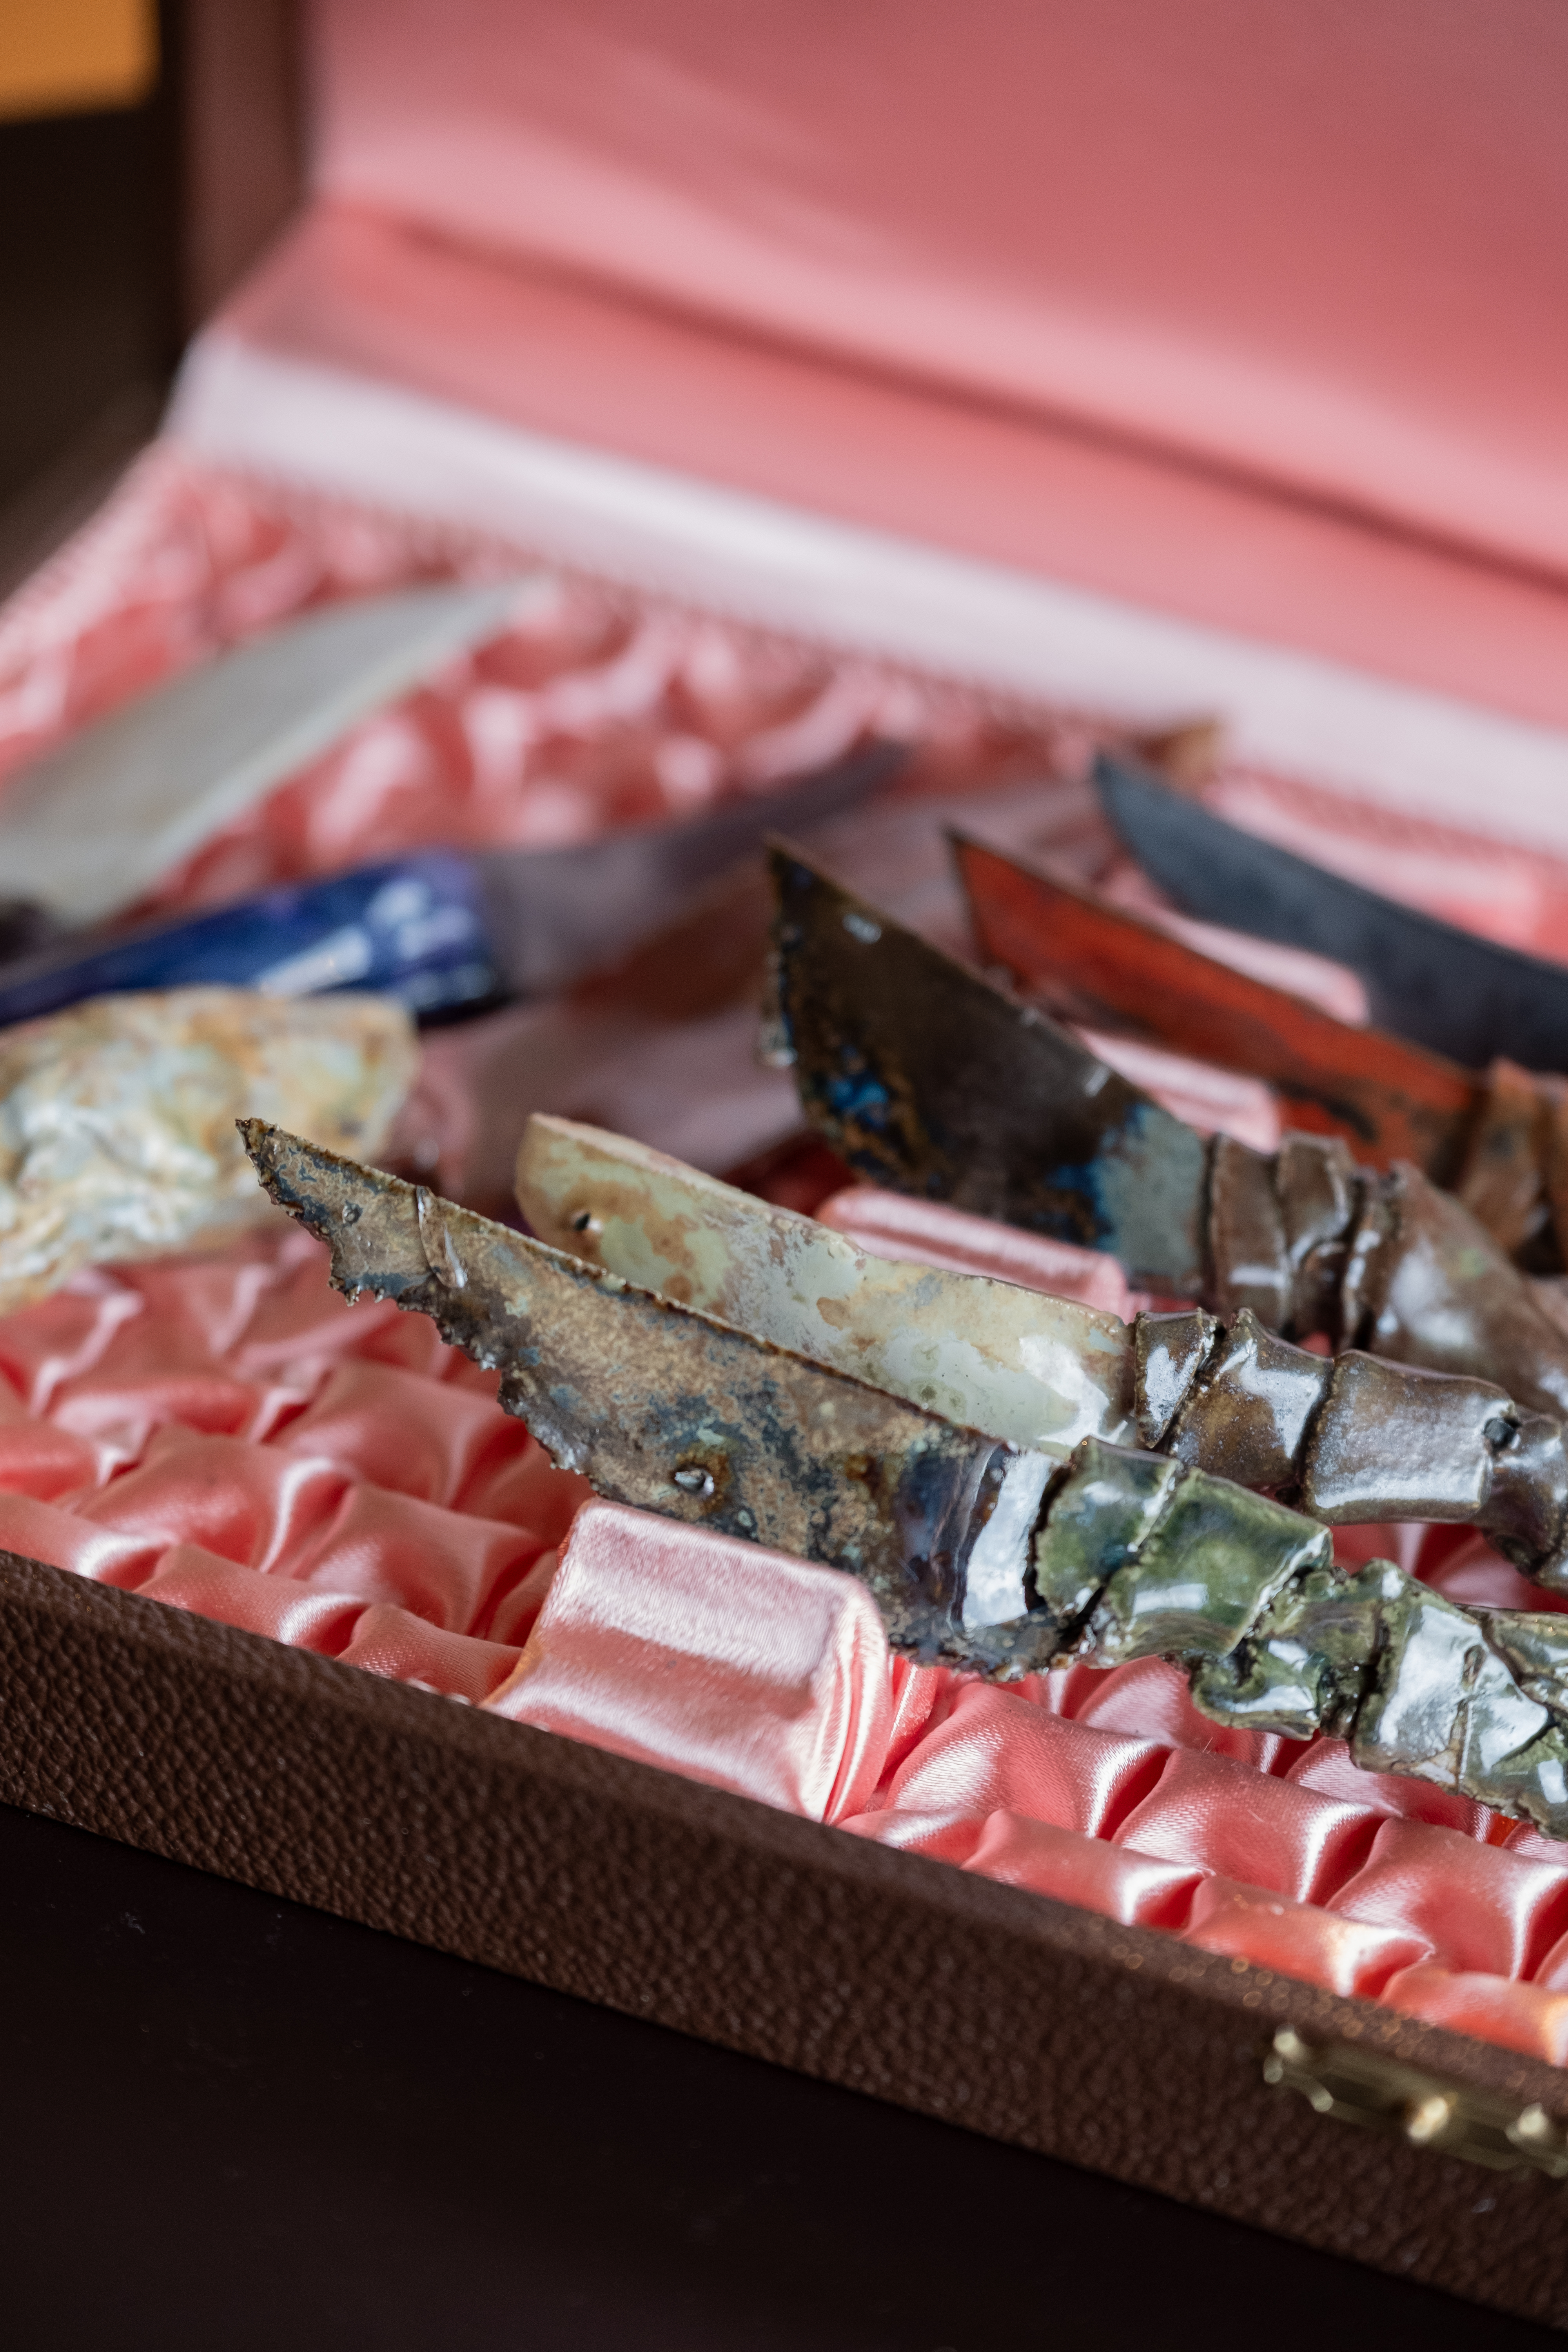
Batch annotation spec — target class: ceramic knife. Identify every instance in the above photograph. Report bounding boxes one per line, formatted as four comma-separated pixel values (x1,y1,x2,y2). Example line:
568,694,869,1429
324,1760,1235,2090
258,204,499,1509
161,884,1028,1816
768,838,1211,1293
769,840,1568,1419
242,1116,1568,1837
953,831,1479,1182
0,578,532,926
514,1110,1568,1589
1096,751,1568,1072
0,743,902,1027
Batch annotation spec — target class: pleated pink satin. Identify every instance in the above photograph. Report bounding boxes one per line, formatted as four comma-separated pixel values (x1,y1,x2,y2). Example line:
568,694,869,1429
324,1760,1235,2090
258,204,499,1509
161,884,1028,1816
8,1218,1568,2067
8,444,1568,959
10,1228,1568,2058
0,446,1091,925
0,1230,590,1706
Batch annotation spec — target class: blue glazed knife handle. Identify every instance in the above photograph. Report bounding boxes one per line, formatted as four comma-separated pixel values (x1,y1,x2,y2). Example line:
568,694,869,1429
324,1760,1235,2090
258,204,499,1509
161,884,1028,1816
0,853,501,1030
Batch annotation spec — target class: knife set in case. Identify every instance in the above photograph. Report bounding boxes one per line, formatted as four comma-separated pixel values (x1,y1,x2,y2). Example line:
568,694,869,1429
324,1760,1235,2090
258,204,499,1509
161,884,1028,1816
8,0,1568,2325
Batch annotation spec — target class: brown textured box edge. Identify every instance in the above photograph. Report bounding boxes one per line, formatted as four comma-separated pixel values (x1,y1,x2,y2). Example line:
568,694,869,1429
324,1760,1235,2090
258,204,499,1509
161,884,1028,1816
3,1546,1566,2326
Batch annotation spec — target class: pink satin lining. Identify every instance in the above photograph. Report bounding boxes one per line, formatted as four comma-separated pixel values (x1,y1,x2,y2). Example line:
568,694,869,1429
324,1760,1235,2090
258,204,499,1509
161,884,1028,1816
509,1498,1568,2062
7,442,1568,964
0,443,1089,922
2,1220,1566,2063
309,2,1568,597
0,1229,591,1706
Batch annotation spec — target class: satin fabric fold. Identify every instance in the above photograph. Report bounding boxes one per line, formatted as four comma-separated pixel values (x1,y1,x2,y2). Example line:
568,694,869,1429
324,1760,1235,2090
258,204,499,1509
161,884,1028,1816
877,1682,1167,1842
487,1500,893,1824
1112,1748,1384,1907
5,1234,1568,2063
0,1230,580,1717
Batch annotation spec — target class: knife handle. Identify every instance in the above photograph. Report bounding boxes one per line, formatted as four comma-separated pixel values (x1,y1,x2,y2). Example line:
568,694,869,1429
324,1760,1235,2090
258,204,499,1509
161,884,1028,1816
0,853,502,1030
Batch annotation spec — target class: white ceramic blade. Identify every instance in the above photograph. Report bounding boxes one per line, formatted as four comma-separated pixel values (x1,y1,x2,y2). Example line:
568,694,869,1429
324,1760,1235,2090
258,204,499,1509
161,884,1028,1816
0,577,537,922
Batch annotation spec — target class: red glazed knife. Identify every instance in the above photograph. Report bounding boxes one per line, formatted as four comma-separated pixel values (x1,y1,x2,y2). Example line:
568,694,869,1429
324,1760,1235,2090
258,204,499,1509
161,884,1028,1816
953,832,1479,1183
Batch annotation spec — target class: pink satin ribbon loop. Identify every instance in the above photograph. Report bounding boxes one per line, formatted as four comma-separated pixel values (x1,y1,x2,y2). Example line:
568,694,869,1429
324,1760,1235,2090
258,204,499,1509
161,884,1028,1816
487,1500,893,1823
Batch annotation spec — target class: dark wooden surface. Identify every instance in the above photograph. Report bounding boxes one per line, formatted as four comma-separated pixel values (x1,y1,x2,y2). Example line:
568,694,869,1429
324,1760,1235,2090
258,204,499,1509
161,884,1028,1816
0,89,173,575
0,0,301,595
0,1798,1557,2352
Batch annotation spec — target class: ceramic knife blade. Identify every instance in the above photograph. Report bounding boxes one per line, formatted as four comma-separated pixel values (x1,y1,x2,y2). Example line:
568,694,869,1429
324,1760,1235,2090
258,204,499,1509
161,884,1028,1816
1096,751,1568,1072
0,578,533,924
769,840,1210,1293
514,1110,1136,1459
476,740,905,998
953,831,1479,1182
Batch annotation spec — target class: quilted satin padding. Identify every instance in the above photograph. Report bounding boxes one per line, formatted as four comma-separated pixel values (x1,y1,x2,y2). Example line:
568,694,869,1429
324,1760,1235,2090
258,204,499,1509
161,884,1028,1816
4,1225,1568,2062
1112,1749,1383,1907
1378,1966,1568,2069
0,1229,583,1702
960,1814,1206,1931
1328,1819,1568,1981
880,1683,1167,1840
1183,1879,1432,1999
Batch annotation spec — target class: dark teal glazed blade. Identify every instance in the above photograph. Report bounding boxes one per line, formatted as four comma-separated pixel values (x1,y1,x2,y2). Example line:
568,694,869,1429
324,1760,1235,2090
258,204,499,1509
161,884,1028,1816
769,841,1209,1293
1096,751,1568,1074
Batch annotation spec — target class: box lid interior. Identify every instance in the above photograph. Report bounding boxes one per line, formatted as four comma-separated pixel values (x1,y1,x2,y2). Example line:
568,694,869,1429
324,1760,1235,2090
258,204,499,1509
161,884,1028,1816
176,1,1568,828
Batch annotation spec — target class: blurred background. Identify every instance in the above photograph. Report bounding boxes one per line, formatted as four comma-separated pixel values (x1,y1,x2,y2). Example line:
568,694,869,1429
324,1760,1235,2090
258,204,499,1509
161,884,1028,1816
0,0,298,593
8,0,1568,761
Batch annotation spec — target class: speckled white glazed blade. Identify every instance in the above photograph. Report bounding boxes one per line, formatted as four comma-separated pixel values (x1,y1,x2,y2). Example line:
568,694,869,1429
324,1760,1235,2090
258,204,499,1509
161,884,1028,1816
514,1112,1134,1460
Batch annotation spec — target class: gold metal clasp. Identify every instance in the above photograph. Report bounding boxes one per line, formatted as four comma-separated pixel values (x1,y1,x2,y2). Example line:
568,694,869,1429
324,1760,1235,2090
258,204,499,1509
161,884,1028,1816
1263,2026,1568,2180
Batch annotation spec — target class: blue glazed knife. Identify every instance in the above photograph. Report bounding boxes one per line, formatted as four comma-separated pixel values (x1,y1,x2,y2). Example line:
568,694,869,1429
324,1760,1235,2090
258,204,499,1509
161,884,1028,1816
0,743,902,1027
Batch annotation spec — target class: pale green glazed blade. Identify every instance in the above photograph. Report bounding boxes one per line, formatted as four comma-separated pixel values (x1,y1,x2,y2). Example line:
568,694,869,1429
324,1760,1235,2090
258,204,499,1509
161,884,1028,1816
515,1112,1135,1460
0,577,535,922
